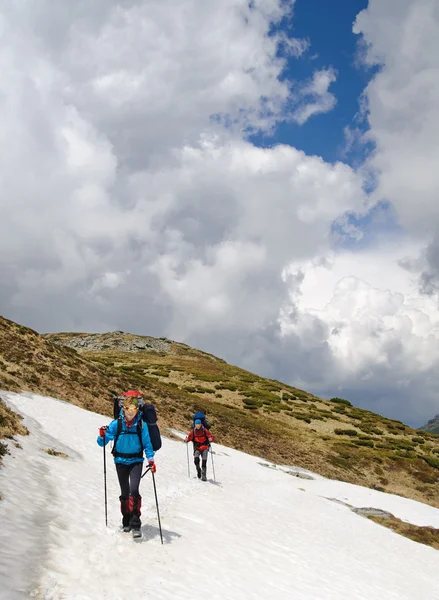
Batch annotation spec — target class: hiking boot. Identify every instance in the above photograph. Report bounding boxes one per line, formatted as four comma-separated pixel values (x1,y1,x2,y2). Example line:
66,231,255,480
201,472,207,481
132,528,142,539
130,512,141,532
122,513,131,532
197,467,202,479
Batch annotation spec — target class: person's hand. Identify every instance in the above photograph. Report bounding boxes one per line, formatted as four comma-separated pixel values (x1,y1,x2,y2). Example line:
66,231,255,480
99,426,107,438
184,436,188,442
148,459,157,473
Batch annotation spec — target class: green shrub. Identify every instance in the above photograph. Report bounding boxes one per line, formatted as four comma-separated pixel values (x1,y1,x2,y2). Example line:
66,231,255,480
196,373,222,382
355,440,374,447
359,425,384,436
183,386,197,393
215,383,238,392
243,399,263,408
412,437,425,444
264,405,282,413
290,413,311,423
331,397,352,407
392,440,416,451
334,429,358,436
349,413,364,421
423,456,439,470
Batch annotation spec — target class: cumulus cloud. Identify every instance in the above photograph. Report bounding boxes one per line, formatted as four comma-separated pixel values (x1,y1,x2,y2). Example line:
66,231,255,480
279,244,439,424
0,0,355,343
2,0,439,425
247,0,439,424
354,0,439,288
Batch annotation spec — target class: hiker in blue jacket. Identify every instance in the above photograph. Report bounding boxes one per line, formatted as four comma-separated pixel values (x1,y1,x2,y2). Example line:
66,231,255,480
97,390,155,534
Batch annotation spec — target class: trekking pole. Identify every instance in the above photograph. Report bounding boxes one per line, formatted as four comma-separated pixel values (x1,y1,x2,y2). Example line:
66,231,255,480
186,441,190,477
151,470,164,545
141,466,163,545
210,445,216,483
103,432,108,526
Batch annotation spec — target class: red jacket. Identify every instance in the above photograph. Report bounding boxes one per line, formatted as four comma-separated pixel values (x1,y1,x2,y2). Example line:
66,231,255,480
187,426,214,450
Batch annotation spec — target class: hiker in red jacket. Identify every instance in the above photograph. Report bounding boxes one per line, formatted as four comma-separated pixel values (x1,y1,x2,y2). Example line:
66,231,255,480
185,419,214,481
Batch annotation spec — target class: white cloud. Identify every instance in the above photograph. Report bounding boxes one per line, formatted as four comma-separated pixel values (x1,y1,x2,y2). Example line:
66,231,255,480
2,0,439,425
278,33,310,57
0,0,353,339
280,239,439,407
291,68,337,125
354,0,439,236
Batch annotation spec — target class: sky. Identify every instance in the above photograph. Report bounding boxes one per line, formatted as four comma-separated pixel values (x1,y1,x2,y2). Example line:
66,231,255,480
1,0,439,426
1,391,439,599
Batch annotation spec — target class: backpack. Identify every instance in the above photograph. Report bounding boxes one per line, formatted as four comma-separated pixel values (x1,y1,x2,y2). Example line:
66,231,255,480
192,411,211,430
113,396,162,451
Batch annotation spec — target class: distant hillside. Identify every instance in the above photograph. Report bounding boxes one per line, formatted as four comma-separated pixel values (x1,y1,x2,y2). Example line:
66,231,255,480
1,315,439,509
420,415,439,435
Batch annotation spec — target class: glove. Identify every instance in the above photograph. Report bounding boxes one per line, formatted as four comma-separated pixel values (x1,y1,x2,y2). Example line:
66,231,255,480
99,426,107,438
148,459,156,473
208,437,214,443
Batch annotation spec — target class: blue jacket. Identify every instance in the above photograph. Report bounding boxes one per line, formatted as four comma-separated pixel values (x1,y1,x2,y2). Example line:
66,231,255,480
97,412,155,465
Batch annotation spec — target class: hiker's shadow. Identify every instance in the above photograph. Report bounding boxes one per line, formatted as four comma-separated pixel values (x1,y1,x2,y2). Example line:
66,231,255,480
208,479,222,487
138,523,181,545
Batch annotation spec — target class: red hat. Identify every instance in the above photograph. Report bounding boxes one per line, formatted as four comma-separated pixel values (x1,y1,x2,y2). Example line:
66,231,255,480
122,390,142,398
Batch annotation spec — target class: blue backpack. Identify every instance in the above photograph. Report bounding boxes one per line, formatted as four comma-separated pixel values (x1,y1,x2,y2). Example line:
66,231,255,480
192,411,211,429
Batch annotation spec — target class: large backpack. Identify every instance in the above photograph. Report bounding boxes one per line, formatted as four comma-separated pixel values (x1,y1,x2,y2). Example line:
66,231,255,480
113,396,162,451
192,411,211,430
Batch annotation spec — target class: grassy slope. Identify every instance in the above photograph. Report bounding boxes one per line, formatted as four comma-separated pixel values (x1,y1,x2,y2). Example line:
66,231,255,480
44,330,439,511
1,315,439,512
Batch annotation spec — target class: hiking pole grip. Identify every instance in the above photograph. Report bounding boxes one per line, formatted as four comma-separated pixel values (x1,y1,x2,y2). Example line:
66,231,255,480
141,466,151,479
151,471,164,545
103,433,108,526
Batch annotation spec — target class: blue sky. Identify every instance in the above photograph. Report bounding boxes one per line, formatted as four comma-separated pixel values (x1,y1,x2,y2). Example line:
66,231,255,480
251,0,372,166
252,0,404,252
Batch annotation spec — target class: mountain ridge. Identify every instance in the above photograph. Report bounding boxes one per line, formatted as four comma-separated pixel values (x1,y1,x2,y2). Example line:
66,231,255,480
2,315,439,509
420,414,439,435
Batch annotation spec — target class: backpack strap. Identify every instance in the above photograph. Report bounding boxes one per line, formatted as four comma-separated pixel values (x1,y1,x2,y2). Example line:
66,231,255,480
136,420,144,450
111,416,144,459
192,426,210,450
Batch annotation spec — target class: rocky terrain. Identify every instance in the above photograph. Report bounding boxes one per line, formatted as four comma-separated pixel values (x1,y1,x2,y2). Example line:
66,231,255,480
420,414,439,435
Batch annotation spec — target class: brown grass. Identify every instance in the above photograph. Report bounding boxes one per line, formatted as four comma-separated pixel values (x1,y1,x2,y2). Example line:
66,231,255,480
0,398,28,464
368,515,439,551
43,448,69,459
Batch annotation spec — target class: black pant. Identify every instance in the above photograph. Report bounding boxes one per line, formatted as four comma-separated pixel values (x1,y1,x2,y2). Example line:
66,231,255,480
115,462,143,529
115,462,142,497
